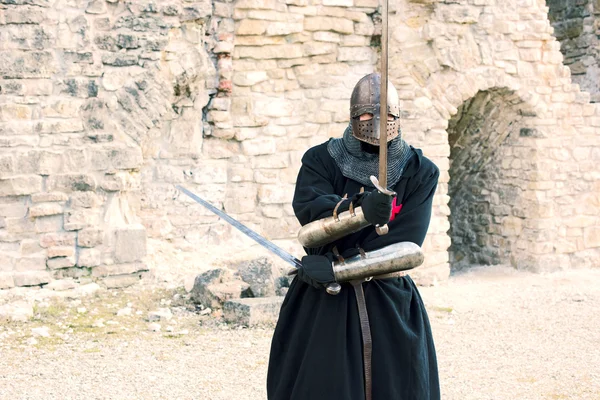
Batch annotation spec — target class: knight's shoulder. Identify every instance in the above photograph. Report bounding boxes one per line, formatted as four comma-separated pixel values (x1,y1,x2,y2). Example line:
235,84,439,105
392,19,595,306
301,139,334,163
409,147,439,180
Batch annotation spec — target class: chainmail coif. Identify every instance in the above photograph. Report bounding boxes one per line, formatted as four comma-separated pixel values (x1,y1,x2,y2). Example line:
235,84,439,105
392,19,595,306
327,124,413,188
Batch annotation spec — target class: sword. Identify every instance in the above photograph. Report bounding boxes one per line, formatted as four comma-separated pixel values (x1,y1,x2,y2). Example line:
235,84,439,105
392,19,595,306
372,0,393,237
175,185,342,295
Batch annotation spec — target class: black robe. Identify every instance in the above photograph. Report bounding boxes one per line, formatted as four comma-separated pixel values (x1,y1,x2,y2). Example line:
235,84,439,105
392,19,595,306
267,140,441,400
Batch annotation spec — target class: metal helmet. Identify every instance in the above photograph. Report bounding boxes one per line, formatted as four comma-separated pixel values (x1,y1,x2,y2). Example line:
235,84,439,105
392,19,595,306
350,73,400,145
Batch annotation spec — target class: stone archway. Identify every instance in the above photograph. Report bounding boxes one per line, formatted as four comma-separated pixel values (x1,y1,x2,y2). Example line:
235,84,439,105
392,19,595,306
447,88,539,272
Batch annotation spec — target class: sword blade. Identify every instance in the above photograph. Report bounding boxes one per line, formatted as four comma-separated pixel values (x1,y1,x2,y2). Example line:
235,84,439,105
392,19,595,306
379,0,389,188
175,185,302,269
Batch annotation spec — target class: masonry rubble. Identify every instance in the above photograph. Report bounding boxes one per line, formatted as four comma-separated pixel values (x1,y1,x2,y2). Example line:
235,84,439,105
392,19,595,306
0,0,600,297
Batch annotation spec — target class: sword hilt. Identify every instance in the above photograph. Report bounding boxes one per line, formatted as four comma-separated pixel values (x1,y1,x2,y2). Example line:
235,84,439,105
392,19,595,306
287,269,342,296
369,176,396,236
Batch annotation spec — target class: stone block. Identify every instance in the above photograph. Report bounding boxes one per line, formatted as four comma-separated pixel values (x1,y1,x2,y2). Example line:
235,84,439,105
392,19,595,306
583,226,600,249
228,167,254,182
254,169,279,184
258,184,293,204
47,256,76,270
190,268,251,309
45,278,78,291
20,239,42,255
0,51,56,79
0,155,14,179
235,0,277,9
35,215,63,233
181,2,212,21
304,17,354,34
6,217,35,234
31,192,68,204
0,273,15,289
107,146,144,170
70,191,103,209
38,152,65,175
251,153,290,169
0,104,32,121
59,78,99,98
102,273,142,289
0,300,32,322
47,174,97,192
338,46,374,62
191,162,228,184
15,255,47,272
2,6,45,24
77,228,104,248
233,71,268,86
47,246,75,258
235,257,279,297
114,226,147,263
40,232,76,248
223,297,284,326
0,201,27,218
234,44,304,59
92,262,147,278
241,138,277,156
13,271,51,287
29,203,63,218
224,184,258,214
267,22,304,36
0,176,42,196
236,19,268,35
303,41,337,56
101,54,139,67
77,248,104,267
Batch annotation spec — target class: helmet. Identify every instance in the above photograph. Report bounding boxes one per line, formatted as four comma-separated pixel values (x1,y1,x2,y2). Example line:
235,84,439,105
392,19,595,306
350,73,400,145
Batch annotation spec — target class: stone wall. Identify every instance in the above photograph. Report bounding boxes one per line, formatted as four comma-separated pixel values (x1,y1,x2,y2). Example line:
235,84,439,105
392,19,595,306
547,0,600,102
2,0,600,291
448,89,536,271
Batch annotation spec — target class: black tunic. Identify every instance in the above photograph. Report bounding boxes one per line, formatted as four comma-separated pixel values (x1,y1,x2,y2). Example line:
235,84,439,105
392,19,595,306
267,140,441,400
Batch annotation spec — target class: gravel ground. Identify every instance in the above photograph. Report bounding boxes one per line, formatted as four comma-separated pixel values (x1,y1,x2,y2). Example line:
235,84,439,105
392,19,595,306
1,266,599,400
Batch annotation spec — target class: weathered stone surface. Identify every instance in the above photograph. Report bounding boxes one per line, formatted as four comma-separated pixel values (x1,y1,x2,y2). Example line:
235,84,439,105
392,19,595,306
235,257,278,297
16,255,46,272
102,273,142,289
47,256,76,270
147,308,173,321
0,273,15,289
45,278,78,291
0,51,56,78
29,203,63,218
234,44,304,59
0,0,598,290
0,301,33,322
92,263,147,277
190,268,251,309
13,271,51,287
40,232,76,248
114,226,147,263
77,228,103,247
304,17,354,34
0,176,42,196
47,174,96,192
77,248,103,267
223,297,284,326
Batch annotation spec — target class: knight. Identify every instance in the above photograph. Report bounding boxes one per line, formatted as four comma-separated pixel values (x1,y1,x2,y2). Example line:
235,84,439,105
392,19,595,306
265,72,442,400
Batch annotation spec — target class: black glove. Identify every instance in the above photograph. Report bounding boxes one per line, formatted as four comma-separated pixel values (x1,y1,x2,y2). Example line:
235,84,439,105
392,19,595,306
296,253,336,289
360,190,393,226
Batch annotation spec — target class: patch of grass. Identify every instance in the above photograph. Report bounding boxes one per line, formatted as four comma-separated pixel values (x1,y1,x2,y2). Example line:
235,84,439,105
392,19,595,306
32,299,69,322
82,347,101,354
33,336,64,351
432,306,453,313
